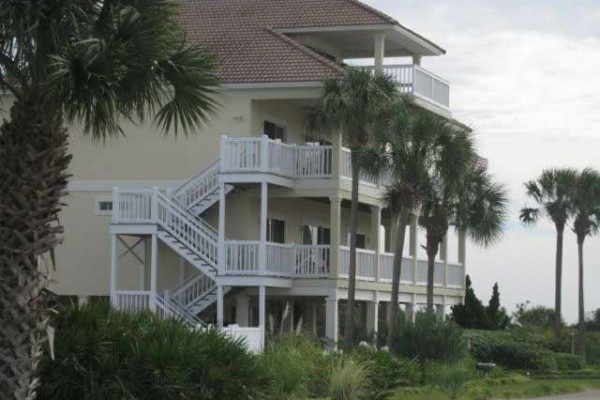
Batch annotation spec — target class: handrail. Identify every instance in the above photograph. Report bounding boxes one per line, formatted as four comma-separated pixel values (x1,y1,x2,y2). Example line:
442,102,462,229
173,160,221,209
172,273,215,307
156,292,204,326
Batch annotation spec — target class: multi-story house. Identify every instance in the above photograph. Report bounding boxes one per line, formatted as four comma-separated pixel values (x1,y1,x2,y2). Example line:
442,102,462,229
54,0,467,347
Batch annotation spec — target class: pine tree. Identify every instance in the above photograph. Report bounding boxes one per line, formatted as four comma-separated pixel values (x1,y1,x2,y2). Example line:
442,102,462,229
450,275,489,329
487,283,510,329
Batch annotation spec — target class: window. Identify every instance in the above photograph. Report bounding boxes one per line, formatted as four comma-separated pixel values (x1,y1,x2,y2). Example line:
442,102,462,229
302,224,330,245
95,198,113,216
267,218,285,243
347,233,367,249
264,120,286,142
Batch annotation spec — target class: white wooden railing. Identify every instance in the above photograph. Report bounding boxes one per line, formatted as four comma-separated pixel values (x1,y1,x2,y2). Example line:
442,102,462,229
341,148,391,187
447,262,465,288
156,191,219,268
379,253,415,283
294,245,330,277
116,290,151,312
156,292,204,326
224,241,260,274
113,189,153,223
339,246,377,281
361,64,450,108
172,273,215,307
221,135,333,179
174,160,220,209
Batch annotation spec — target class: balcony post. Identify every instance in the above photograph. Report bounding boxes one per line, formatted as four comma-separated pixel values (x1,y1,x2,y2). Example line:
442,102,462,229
218,182,226,274
458,230,467,292
149,233,158,312
325,293,339,342
366,291,379,335
409,214,418,284
374,32,387,74
151,186,159,223
370,205,381,282
112,187,119,224
331,130,343,178
261,134,270,172
412,55,422,66
259,285,266,349
259,182,268,274
329,196,342,278
441,233,448,288
110,233,118,307
217,284,224,326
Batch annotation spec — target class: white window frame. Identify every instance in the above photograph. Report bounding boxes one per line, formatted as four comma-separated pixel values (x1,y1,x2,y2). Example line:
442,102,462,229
263,118,288,142
95,197,114,216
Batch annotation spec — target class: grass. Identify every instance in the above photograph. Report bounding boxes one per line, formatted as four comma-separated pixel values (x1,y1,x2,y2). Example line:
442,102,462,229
391,378,600,400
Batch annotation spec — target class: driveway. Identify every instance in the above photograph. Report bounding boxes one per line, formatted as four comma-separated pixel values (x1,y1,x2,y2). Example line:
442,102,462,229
521,391,600,399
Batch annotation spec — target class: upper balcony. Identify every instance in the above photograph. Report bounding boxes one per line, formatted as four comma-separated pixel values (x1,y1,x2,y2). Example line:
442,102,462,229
220,135,391,190
361,64,450,109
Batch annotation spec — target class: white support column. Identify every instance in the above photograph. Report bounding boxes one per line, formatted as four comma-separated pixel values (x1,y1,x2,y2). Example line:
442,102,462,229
405,303,415,324
259,285,266,349
366,292,379,335
412,55,422,66
436,297,446,321
329,196,342,278
441,234,448,288
78,296,89,307
110,233,118,307
261,135,270,172
325,294,339,342
218,182,226,273
179,256,186,285
410,214,418,284
371,205,381,282
331,130,343,178
140,239,147,290
235,292,250,327
259,182,268,274
458,230,467,298
374,33,387,74
217,284,224,326
149,233,158,312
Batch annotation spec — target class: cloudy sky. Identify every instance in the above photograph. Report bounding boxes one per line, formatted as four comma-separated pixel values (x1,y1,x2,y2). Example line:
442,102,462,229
363,0,600,322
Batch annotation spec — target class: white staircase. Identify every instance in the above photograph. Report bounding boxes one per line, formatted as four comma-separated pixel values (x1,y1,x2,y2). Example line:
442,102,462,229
175,160,234,216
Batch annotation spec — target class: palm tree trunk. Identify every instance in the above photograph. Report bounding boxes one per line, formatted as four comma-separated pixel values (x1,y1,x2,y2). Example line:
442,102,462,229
387,207,410,350
0,92,70,399
577,236,586,361
425,232,440,314
554,227,564,338
343,150,360,348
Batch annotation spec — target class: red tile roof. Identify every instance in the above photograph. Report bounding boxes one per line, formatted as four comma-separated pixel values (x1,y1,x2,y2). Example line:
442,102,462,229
179,0,398,84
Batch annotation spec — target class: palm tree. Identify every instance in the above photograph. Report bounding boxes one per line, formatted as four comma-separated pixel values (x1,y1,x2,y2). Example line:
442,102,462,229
571,168,600,361
519,169,578,337
0,2,219,398
307,68,396,348
420,164,508,313
360,105,459,348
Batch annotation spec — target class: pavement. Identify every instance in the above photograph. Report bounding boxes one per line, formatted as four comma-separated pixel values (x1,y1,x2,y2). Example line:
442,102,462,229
520,391,600,399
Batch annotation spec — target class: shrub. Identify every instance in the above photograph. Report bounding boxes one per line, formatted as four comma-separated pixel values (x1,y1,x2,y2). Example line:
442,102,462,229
513,303,558,329
38,302,273,400
432,363,473,400
470,340,557,371
350,346,406,397
553,353,584,371
262,335,330,399
396,312,466,363
329,357,370,400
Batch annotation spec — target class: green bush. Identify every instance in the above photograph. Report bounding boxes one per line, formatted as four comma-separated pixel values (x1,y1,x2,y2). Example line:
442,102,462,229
350,346,407,397
553,353,585,371
470,340,557,371
396,313,466,364
329,357,370,400
38,302,273,400
262,335,331,399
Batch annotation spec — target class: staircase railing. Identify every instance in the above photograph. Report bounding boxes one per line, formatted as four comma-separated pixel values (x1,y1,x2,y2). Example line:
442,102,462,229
155,292,204,327
174,160,221,209
155,190,219,268
172,272,216,307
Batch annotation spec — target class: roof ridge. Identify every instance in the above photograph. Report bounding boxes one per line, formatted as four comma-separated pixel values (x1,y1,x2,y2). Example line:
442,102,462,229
341,0,398,25
266,28,346,75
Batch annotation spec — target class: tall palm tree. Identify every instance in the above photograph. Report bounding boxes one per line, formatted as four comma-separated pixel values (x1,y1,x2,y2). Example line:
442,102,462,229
520,169,578,338
307,68,396,348
0,1,219,398
571,168,600,361
420,164,508,313
360,105,459,348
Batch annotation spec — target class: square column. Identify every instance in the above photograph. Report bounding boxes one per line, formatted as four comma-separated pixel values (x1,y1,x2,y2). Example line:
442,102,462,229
110,233,118,306
374,33,387,73
436,302,446,321
259,182,268,274
409,214,418,284
366,294,379,336
218,182,226,273
259,285,266,349
371,205,381,282
441,234,448,287
325,295,339,342
329,196,342,278
405,303,416,324
149,233,158,312
216,284,224,326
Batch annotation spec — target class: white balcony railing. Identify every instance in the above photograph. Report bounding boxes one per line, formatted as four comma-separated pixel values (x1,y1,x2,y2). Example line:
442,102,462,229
116,290,151,312
339,246,377,281
361,64,450,109
340,147,392,187
221,135,333,179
